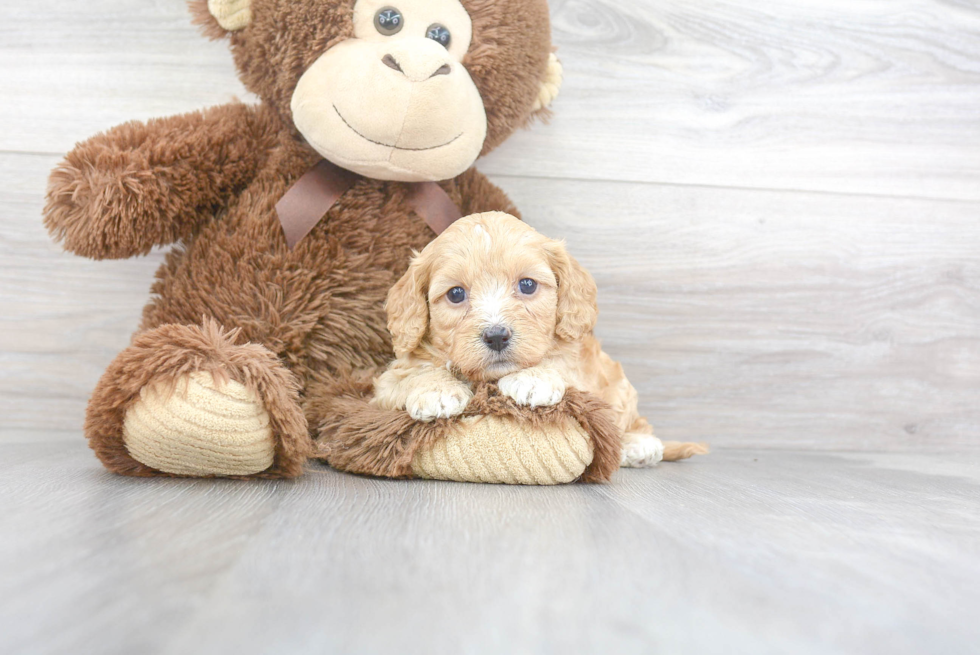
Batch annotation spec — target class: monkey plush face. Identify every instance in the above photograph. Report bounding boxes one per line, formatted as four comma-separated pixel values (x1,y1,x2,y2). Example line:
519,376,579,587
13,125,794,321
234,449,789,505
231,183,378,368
195,0,561,182
292,0,487,182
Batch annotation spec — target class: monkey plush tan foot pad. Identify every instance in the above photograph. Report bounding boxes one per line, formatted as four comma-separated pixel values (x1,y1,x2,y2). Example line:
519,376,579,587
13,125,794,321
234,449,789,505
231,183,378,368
84,321,311,479
312,376,622,484
123,371,275,477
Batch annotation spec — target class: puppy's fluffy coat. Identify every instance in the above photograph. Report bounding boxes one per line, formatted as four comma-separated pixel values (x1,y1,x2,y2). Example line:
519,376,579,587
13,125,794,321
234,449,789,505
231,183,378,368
373,212,706,466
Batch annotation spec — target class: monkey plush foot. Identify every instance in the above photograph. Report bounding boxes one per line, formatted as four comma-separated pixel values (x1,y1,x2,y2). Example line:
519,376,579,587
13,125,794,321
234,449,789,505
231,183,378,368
85,320,311,478
312,379,623,484
123,371,275,477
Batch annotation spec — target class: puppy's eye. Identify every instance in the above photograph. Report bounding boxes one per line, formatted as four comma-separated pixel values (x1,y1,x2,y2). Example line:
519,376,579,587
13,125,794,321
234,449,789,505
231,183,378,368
446,287,467,304
375,7,404,36
518,278,538,295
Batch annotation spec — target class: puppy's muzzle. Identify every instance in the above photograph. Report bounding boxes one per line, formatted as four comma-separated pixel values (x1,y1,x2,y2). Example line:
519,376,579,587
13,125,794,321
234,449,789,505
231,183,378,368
481,325,512,353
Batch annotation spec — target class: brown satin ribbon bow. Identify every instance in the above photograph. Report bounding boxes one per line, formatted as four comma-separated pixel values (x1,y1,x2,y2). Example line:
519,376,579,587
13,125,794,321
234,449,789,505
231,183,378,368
275,159,462,249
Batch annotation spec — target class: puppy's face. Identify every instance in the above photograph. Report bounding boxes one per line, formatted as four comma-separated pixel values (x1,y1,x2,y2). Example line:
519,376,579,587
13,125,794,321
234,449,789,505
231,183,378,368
426,222,559,380
386,212,598,381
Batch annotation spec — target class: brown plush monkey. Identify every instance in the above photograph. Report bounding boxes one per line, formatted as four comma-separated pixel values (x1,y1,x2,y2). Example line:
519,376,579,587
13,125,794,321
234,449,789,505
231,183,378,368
43,0,563,479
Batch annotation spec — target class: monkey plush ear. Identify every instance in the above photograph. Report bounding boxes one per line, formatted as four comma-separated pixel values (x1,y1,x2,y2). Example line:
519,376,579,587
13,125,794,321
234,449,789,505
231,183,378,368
532,53,564,113
386,252,432,357
190,0,251,37
208,0,252,30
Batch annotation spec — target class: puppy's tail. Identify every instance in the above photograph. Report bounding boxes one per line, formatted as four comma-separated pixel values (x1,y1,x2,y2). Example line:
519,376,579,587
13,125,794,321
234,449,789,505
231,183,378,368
662,441,710,461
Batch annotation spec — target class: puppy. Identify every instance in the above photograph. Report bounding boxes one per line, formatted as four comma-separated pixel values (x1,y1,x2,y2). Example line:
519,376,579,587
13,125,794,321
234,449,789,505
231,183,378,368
372,212,707,467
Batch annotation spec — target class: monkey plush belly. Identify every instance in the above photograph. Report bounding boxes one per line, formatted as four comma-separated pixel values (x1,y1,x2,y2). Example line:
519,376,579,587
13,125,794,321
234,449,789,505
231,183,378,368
137,146,447,385
139,224,405,380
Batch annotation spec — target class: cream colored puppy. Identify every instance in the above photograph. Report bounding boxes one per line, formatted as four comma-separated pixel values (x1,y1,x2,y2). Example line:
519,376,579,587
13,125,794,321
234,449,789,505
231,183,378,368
373,212,704,467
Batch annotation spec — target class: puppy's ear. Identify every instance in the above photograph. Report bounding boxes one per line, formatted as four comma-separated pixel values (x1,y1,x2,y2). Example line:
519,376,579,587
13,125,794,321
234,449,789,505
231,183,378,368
547,240,598,342
386,251,431,357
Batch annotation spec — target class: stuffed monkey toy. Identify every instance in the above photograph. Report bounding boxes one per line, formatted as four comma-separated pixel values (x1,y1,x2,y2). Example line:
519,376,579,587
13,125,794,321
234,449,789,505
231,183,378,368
44,0,573,480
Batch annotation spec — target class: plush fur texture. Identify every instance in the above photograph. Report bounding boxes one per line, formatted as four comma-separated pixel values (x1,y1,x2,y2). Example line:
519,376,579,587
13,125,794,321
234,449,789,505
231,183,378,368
45,103,280,259
45,0,553,478
86,319,309,478
312,375,622,483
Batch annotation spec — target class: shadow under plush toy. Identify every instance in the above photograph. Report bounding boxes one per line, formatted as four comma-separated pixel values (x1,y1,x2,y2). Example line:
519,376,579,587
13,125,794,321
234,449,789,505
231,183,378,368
43,0,703,483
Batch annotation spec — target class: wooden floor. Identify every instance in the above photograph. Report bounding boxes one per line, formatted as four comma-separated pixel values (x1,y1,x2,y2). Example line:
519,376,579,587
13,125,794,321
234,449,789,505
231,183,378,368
1,0,979,653
2,444,979,655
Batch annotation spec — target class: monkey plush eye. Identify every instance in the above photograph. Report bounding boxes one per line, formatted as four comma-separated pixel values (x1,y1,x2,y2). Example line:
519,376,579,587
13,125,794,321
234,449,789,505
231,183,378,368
426,24,452,49
375,7,404,35
518,278,538,295
447,287,467,304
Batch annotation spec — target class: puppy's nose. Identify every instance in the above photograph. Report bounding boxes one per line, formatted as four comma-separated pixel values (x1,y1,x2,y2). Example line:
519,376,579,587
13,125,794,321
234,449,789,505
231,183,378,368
482,325,512,353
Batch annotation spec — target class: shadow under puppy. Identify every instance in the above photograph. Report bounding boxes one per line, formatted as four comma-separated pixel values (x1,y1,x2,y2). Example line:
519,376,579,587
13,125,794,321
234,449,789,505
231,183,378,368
372,212,707,467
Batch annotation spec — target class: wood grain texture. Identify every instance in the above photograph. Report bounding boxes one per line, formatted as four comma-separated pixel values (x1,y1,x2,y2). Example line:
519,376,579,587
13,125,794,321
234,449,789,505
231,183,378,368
504,176,980,451
4,148,978,449
0,1,253,156
1,444,978,655
2,1,979,199
482,0,980,200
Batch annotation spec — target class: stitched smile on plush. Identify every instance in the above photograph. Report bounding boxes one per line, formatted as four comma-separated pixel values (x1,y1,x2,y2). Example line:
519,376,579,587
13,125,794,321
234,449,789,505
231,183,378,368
332,105,464,152
292,0,487,183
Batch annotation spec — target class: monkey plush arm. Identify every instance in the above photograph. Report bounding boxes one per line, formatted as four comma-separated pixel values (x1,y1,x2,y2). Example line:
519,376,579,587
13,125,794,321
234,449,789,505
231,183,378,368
44,102,279,260
454,167,521,219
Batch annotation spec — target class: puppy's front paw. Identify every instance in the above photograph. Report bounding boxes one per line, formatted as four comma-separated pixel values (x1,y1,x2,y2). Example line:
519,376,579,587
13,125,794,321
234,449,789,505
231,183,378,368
406,383,473,422
498,369,566,408
621,433,664,468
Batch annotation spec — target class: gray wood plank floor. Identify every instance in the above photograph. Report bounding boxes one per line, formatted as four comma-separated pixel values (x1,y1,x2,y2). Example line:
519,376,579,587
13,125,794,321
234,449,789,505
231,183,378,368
2,1,979,652
2,445,978,655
